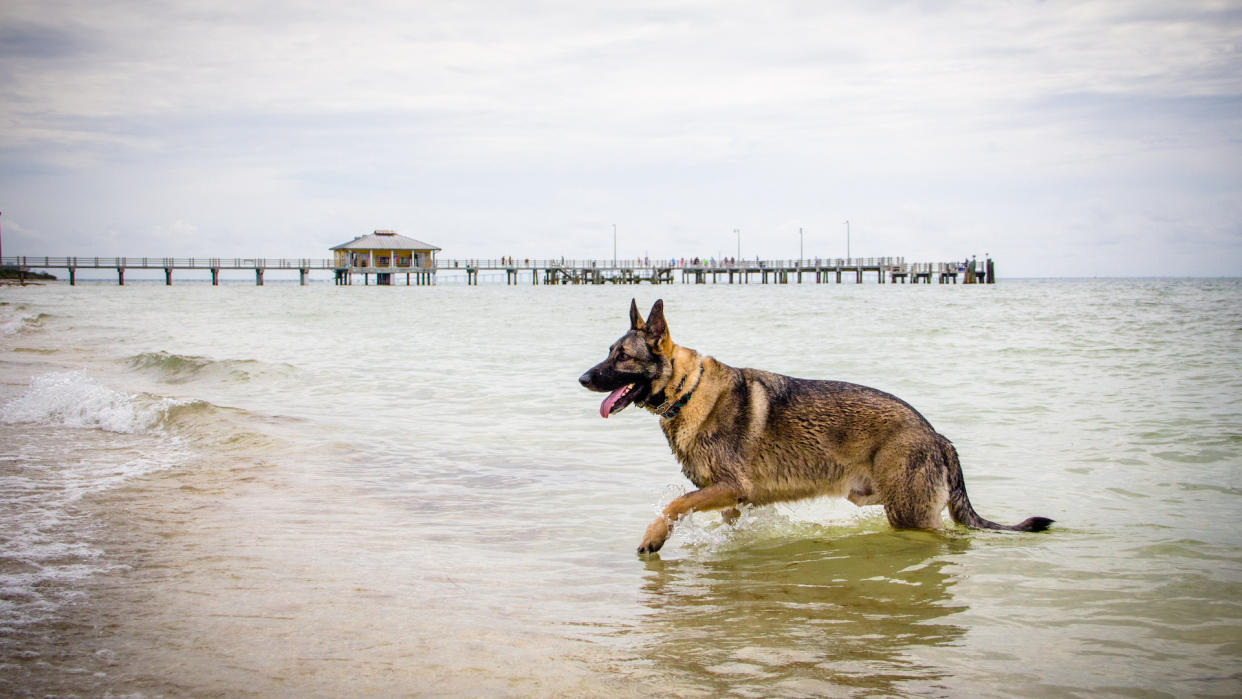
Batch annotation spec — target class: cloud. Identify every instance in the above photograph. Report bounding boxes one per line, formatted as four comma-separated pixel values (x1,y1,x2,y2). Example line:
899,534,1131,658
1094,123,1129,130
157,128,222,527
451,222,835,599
0,20,95,60
1,0,1239,274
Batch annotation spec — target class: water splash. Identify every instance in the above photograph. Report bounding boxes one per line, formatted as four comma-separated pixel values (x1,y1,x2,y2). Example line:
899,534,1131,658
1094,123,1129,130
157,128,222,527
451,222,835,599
653,485,892,554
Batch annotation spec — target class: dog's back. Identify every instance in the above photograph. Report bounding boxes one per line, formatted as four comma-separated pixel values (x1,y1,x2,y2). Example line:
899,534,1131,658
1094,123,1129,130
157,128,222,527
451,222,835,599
662,360,944,507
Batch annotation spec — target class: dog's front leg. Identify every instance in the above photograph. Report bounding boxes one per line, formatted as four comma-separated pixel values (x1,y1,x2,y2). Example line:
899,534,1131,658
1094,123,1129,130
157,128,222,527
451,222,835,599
638,483,743,554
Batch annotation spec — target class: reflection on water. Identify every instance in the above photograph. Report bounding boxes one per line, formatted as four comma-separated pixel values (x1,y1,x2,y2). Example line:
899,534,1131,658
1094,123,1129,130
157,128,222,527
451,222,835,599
634,531,970,696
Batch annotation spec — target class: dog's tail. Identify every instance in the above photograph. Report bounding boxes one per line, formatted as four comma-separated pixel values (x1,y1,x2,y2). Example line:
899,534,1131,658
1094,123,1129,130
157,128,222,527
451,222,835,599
941,436,1053,532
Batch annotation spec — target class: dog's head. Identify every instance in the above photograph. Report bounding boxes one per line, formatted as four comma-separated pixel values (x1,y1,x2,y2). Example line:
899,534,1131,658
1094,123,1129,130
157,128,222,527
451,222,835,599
579,298,675,418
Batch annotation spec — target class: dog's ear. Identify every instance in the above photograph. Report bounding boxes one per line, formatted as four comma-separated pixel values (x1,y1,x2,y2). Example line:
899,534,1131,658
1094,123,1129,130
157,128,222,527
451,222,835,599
629,298,645,330
647,299,673,354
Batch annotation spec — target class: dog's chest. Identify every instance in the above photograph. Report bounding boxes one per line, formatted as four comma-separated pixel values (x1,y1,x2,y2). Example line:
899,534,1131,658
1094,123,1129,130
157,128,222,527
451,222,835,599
677,456,715,489
663,424,724,488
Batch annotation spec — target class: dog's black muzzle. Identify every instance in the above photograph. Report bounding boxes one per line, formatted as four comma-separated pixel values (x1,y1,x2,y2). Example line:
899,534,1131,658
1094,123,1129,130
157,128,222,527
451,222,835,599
579,362,630,393
578,369,598,391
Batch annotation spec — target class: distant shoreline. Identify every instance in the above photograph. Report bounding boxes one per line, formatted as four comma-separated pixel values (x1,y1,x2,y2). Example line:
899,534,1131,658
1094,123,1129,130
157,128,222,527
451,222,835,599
0,268,56,283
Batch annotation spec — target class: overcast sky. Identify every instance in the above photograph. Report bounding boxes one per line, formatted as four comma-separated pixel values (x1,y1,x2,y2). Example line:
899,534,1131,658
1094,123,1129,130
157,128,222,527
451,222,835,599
2,0,1240,276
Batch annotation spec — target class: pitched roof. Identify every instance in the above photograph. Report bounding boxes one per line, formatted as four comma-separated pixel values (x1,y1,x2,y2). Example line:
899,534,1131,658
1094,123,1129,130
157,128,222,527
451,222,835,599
331,231,441,251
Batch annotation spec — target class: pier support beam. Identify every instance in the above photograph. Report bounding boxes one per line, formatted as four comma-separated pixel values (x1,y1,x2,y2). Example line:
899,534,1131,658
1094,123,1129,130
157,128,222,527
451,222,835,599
255,268,264,286
211,268,220,285
164,268,173,285
300,268,309,286
69,268,76,286
117,267,125,286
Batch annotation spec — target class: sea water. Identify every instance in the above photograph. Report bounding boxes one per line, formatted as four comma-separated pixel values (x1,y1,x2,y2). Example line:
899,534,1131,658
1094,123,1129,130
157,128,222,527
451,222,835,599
1,278,1240,696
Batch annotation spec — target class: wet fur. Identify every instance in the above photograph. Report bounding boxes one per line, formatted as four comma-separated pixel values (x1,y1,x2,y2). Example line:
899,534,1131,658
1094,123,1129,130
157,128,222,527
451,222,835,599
579,299,1053,554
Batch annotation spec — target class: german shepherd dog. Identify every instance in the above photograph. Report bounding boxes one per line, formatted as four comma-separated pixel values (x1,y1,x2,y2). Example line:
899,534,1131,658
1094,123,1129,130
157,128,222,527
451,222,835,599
579,299,1052,554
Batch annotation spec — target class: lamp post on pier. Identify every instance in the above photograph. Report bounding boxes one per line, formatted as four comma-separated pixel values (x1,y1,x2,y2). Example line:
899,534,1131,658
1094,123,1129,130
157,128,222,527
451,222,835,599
734,228,740,261
845,220,850,262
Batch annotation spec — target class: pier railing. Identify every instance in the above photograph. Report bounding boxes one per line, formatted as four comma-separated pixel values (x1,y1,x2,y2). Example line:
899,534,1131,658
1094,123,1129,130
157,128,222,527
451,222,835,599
438,257,905,270
0,256,336,270
3,255,914,271
2,255,982,286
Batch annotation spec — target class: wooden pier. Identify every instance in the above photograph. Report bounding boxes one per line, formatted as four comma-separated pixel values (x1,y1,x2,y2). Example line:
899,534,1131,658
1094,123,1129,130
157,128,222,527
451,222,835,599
1,256,992,286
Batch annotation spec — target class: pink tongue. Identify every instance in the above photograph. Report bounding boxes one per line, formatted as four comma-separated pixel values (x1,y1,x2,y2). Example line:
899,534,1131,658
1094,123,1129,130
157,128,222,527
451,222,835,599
600,385,630,418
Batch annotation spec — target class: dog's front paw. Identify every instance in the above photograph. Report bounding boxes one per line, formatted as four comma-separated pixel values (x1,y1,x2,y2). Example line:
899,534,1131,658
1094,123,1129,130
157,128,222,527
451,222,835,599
638,517,671,554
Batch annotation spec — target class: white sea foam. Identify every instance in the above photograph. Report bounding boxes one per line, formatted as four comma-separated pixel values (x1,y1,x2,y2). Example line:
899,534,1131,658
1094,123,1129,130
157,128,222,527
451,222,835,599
0,370,183,434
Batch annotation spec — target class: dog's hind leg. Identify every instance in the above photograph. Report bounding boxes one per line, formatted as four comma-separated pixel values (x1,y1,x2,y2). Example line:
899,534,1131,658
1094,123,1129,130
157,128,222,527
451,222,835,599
875,442,949,530
639,483,743,554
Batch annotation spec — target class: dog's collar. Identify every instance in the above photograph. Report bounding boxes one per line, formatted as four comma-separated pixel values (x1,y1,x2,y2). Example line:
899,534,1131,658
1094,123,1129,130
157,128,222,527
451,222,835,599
655,363,702,419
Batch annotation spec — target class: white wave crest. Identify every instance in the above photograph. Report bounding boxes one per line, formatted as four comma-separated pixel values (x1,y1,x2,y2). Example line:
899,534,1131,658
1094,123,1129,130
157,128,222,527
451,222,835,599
0,370,177,433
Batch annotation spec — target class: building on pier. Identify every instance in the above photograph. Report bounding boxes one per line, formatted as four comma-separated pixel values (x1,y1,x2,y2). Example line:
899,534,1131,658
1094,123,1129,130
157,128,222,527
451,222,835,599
330,230,441,285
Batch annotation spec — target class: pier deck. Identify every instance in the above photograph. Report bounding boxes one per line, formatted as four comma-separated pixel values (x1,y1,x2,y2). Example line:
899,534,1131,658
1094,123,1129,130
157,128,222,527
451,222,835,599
1,256,981,286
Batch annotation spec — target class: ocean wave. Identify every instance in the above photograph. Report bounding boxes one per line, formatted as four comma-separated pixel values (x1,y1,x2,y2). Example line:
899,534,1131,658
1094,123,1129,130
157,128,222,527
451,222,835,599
128,350,216,376
127,350,291,384
0,371,225,632
0,306,49,336
0,370,206,434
